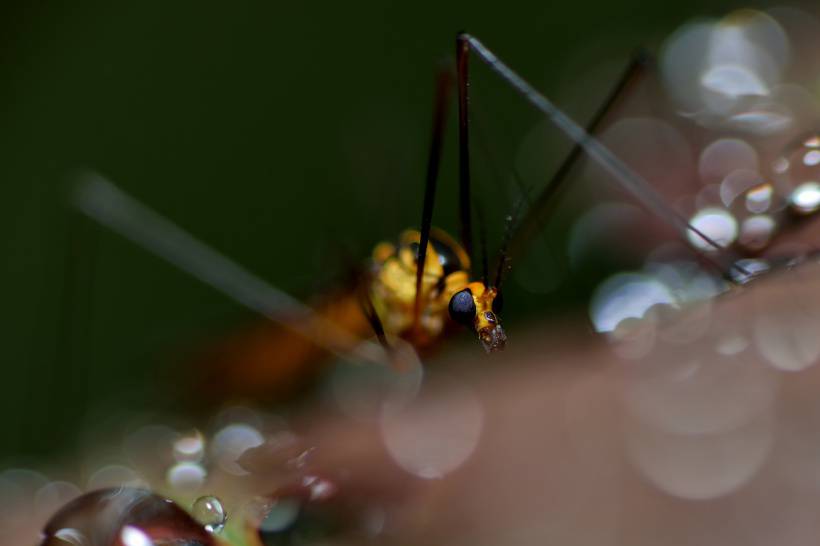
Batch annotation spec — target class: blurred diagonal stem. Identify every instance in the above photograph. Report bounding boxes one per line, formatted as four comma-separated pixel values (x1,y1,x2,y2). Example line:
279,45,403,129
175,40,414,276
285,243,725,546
73,173,389,366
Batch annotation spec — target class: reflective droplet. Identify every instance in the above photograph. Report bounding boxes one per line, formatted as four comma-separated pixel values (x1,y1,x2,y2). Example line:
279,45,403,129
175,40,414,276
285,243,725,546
192,496,227,533
381,376,483,480
700,64,769,97
789,181,820,214
804,149,820,166
727,107,792,136
87,465,143,491
698,138,759,185
745,182,773,213
40,488,212,546
35,481,82,521
173,431,205,463
772,156,789,173
738,214,776,251
589,273,676,333
627,412,773,500
687,207,738,251
255,497,301,534
119,526,154,546
730,258,770,284
755,306,820,371
326,337,423,420
248,489,347,546
166,462,207,492
719,169,763,207
123,425,179,473
716,333,749,355
51,528,88,546
301,475,337,502
211,424,264,476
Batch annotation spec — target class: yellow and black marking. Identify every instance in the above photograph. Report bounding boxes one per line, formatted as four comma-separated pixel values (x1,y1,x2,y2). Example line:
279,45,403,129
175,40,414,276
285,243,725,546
369,228,506,352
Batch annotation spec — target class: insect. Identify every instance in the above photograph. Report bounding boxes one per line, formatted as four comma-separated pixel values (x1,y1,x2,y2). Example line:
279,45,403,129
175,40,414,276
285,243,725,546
74,12,820,403
39,8,820,545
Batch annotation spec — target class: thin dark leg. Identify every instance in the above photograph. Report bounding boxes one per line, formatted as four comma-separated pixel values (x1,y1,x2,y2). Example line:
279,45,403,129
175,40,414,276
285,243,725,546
456,33,744,280
506,49,652,265
414,67,452,327
456,35,474,264
359,287,390,350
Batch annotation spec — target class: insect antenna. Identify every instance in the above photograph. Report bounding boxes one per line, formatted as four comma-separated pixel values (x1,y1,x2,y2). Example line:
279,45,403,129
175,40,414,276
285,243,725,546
413,66,452,329
72,173,389,366
456,33,747,279
494,195,527,292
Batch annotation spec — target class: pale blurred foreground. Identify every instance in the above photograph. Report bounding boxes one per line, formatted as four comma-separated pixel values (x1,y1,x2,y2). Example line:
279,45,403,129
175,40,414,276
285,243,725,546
11,257,820,545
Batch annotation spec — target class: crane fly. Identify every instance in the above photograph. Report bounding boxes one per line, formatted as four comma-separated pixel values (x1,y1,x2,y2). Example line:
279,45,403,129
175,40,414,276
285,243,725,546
41,9,820,545
74,16,820,401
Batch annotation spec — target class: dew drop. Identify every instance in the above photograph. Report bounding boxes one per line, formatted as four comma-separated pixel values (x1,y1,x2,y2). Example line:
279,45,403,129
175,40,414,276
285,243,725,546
738,214,776,251
173,431,206,463
119,525,155,546
192,496,227,533
745,182,773,213
40,488,213,545
730,258,770,284
166,462,207,492
50,528,88,545
250,494,343,546
789,181,820,214
687,207,738,251
210,423,264,476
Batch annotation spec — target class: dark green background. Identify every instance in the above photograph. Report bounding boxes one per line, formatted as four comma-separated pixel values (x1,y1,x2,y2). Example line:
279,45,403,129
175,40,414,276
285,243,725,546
0,0,735,463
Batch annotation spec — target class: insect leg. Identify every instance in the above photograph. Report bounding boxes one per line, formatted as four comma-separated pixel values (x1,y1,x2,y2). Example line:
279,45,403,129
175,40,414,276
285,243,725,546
456,33,746,279
456,37,474,263
413,66,452,328
505,49,653,265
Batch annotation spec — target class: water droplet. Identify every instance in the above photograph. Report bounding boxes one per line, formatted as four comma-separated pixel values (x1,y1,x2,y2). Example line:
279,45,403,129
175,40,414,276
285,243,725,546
738,214,776,251
40,488,213,546
50,528,88,545
730,258,770,284
166,462,207,492
87,465,143,491
381,375,483,480
256,497,301,534
248,493,344,546
119,525,154,546
789,181,820,214
804,149,820,166
192,496,227,533
687,207,738,251
210,423,264,476
174,431,206,463
301,475,337,501
745,182,773,213
698,138,759,185
589,273,676,333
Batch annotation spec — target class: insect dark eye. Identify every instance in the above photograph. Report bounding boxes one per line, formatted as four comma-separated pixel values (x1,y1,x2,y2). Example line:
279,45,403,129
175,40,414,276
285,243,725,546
448,289,476,326
492,291,504,314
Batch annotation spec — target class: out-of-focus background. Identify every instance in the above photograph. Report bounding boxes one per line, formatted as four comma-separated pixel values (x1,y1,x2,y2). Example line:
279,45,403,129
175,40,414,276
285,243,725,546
1,0,730,464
